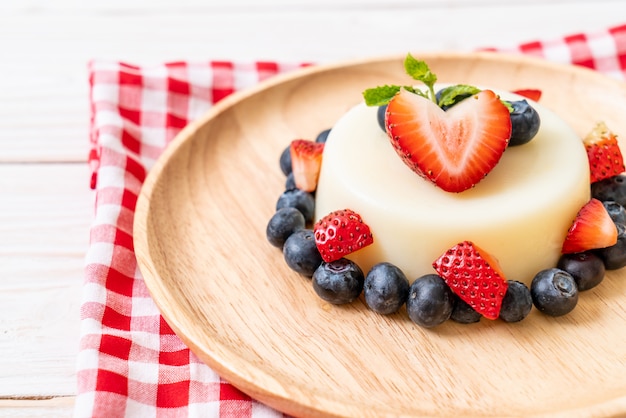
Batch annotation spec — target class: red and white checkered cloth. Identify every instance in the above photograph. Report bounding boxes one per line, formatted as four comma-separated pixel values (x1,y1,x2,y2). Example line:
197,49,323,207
76,24,626,417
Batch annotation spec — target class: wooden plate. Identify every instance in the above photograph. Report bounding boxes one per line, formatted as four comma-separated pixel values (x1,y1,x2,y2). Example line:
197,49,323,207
134,52,626,417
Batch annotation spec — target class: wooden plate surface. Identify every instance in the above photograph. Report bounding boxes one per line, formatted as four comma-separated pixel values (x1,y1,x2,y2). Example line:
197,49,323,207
134,52,626,417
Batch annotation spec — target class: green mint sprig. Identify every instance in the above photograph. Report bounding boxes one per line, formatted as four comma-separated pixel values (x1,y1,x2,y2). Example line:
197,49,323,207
362,54,513,112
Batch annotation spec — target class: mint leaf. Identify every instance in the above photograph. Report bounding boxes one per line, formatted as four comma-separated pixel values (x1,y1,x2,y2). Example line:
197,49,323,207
404,54,437,87
363,85,401,106
437,84,481,108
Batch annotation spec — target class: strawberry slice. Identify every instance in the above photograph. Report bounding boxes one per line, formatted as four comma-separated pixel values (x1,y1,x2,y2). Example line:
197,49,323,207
386,89,511,193
313,209,374,263
583,122,625,183
290,139,324,192
512,89,542,101
432,241,508,320
562,198,618,254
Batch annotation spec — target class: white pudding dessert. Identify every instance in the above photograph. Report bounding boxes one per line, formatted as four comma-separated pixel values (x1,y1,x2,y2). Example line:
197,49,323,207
314,92,591,284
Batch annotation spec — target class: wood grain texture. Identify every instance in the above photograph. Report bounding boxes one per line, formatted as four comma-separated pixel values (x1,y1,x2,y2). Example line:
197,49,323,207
0,164,89,397
134,52,626,417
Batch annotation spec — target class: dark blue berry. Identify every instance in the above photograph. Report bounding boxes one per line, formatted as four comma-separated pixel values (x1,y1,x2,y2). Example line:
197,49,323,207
530,268,578,316
596,223,626,270
591,174,626,206
363,262,409,315
283,229,322,277
279,144,292,176
508,100,540,146
406,274,453,328
285,172,296,190
450,294,481,324
499,281,532,322
315,128,331,144
266,207,306,248
377,105,387,133
276,189,315,222
557,252,605,291
603,201,626,225
312,258,364,304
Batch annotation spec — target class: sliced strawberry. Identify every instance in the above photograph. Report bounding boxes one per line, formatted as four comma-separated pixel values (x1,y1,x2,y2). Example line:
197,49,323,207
512,89,542,101
583,122,625,183
386,89,511,193
562,198,618,254
313,209,374,263
432,241,508,320
290,139,324,192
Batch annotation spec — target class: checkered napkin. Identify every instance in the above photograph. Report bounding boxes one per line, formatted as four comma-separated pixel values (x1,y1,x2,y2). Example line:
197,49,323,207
76,24,626,417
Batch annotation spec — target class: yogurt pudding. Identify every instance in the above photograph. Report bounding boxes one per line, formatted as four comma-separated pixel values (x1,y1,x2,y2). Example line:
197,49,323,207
314,92,591,284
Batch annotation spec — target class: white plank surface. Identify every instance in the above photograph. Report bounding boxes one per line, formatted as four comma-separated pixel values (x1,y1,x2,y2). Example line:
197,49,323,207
0,0,624,415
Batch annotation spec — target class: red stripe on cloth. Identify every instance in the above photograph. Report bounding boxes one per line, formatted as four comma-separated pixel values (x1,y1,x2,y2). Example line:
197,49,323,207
256,61,280,81
100,335,133,360
156,380,191,408
609,24,626,75
121,129,141,155
96,369,129,396
220,383,252,401
101,305,132,330
211,61,235,103
518,40,545,57
160,315,176,335
159,349,191,367
565,33,595,69
105,267,135,297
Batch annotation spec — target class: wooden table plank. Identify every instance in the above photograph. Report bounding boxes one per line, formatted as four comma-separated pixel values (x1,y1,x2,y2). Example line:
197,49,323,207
0,163,91,398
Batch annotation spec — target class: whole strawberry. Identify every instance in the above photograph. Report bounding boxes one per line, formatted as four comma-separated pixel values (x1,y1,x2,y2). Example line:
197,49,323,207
432,241,509,320
313,209,374,263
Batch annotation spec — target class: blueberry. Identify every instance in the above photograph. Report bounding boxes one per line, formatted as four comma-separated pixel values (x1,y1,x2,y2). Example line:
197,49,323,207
285,172,296,190
279,144,292,176
591,174,626,206
406,274,453,328
450,294,481,324
508,100,540,146
596,223,626,270
266,207,306,248
530,268,578,316
276,189,315,223
557,252,605,291
376,105,387,133
499,280,533,322
283,229,323,277
315,128,331,144
603,201,626,225
363,262,409,315
312,258,364,304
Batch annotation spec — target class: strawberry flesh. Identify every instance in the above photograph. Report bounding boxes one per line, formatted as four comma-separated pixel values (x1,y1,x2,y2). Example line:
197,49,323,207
583,122,625,184
313,209,374,263
290,139,324,192
432,241,508,320
386,89,511,193
562,198,618,254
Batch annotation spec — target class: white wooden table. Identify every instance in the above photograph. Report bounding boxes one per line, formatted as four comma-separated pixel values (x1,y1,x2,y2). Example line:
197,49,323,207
1,1,624,416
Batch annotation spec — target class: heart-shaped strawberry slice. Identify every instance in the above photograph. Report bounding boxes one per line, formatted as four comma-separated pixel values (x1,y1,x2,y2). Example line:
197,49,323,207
386,89,512,193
